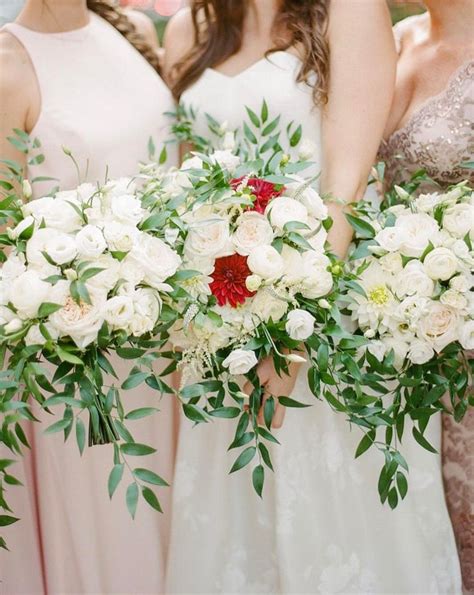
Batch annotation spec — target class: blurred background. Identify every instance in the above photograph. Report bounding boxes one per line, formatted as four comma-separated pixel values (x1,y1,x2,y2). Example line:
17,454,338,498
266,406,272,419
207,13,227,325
0,1,426,34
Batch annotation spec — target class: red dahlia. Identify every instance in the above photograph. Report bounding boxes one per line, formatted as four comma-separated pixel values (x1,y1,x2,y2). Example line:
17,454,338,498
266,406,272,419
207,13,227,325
209,254,255,308
230,177,284,214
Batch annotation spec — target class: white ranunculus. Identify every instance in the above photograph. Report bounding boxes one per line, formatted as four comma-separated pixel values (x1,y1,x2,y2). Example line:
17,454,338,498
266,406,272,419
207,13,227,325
367,340,387,362
85,253,121,291
375,226,407,252
459,320,474,350
49,290,106,349
395,212,439,257
23,196,83,232
185,217,231,260
419,301,459,352
408,339,435,365
379,252,403,274
222,348,258,375
285,309,315,340
103,222,140,253
110,194,144,226
440,289,468,311
450,274,472,293
266,196,309,233
382,336,409,369
423,247,458,281
211,150,240,173
298,138,318,161
75,224,107,259
395,261,434,298
443,204,474,238
104,296,135,330
129,235,181,288
10,216,35,240
250,290,288,323
44,232,77,265
247,245,285,280
10,270,52,319
232,212,274,256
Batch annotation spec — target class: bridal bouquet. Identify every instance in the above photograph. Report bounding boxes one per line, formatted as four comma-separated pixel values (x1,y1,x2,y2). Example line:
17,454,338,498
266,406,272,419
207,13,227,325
144,105,350,494
344,182,473,506
0,167,181,532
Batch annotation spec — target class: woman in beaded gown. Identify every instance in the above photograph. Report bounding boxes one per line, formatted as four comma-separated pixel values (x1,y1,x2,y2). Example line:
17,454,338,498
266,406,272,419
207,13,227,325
0,1,177,592
379,2,474,591
162,1,462,593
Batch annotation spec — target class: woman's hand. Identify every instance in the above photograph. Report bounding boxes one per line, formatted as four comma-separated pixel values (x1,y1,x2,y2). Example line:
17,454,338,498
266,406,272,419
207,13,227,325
243,356,303,429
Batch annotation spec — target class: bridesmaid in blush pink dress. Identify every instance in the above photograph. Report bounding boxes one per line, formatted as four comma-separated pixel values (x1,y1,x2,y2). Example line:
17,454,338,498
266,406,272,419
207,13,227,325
0,1,178,593
379,3,474,591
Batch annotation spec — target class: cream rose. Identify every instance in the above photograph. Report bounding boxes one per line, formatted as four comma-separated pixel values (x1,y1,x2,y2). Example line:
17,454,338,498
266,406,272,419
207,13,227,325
379,252,403,274
440,289,468,311
265,196,309,233
395,213,439,257
443,204,474,238
247,245,285,280
75,225,107,259
250,290,288,323
103,222,140,253
395,261,434,298
286,309,315,340
459,320,474,350
10,270,52,319
423,247,458,281
382,336,409,369
450,274,472,293
419,301,459,352
407,339,435,365
104,296,135,330
85,254,121,291
185,217,231,260
232,212,274,256
110,194,144,226
129,235,181,288
222,348,258,375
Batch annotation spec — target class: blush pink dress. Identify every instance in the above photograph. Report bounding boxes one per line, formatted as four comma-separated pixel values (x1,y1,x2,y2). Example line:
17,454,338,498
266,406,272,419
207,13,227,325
1,13,178,594
379,25,474,590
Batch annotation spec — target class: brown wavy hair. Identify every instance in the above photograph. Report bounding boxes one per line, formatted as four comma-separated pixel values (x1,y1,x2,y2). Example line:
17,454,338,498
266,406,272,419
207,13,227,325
87,0,161,73
171,0,330,105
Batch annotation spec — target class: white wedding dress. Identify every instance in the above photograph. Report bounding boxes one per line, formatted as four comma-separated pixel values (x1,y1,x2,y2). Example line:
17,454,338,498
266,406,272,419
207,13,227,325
165,52,462,594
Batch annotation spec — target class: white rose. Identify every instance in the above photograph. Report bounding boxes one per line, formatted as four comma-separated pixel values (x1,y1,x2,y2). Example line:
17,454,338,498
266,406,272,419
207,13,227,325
128,313,155,337
459,320,474,350
44,232,77,265
423,247,458,281
379,252,403,274
306,226,328,252
26,228,61,267
49,290,106,349
395,295,429,325
181,156,203,170
247,245,285,280
103,222,140,253
419,301,459,352
298,138,318,161
23,196,82,232
232,212,274,256
408,339,435,365
383,336,409,369
281,245,303,282
443,204,474,237
266,196,309,233
395,261,434,298
104,296,135,330
222,348,258,375
367,340,387,362
104,177,136,199
450,274,471,293
285,181,328,220
251,290,288,323
10,216,36,240
300,251,333,298
75,225,107,259
24,323,59,346
120,255,145,286
395,213,439,257
211,150,240,173
415,193,442,213
185,217,231,260
10,270,52,318
440,289,468,311
133,288,161,324
129,235,181,288
2,252,26,280
85,253,121,291
110,194,144,226
375,226,406,252
285,309,315,340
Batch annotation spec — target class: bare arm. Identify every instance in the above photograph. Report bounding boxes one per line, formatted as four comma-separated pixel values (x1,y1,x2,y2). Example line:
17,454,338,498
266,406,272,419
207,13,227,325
125,9,160,50
162,7,195,85
321,0,396,258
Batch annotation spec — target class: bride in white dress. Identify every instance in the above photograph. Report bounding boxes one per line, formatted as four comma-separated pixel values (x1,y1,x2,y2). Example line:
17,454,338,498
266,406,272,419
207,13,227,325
163,1,462,592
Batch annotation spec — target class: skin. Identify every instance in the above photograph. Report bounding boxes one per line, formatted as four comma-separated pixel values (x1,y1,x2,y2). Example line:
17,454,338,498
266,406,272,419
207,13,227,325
0,0,159,181
384,0,474,138
164,0,396,428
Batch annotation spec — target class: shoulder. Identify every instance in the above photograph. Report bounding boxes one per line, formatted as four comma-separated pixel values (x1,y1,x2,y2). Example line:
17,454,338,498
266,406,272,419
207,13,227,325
163,7,196,73
125,9,159,48
0,31,33,97
393,13,428,54
328,0,393,33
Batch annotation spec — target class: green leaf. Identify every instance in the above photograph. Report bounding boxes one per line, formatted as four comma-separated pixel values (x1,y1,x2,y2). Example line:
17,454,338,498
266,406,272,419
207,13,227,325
262,115,280,136
126,482,139,519
209,407,240,419
121,372,149,390
252,464,264,497
133,468,169,487
37,302,63,318
56,347,83,365
412,427,438,454
278,396,311,408
75,418,86,455
261,100,269,123
230,446,256,473
159,145,167,165
44,418,72,435
116,347,146,359
388,487,399,509
258,427,280,444
0,515,19,527
120,443,156,456
264,396,275,430
396,471,408,499
108,463,124,499
142,486,162,512
245,106,260,128
183,403,210,423
289,124,302,147
125,407,158,420
346,214,376,239
355,431,375,458
258,442,273,471
243,122,258,144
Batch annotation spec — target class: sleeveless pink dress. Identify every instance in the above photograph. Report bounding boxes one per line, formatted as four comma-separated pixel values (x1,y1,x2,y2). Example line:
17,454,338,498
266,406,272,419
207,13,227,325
1,13,178,594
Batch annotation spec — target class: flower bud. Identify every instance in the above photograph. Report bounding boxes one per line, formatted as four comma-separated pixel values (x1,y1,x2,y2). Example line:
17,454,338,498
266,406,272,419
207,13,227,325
364,329,376,339
285,353,307,364
318,299,330,309
22,180,32,199
280,154,290,166
64,268,78,281
4,318,23,334
394,185,410,201
330,264,342,276
245,274,262,292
